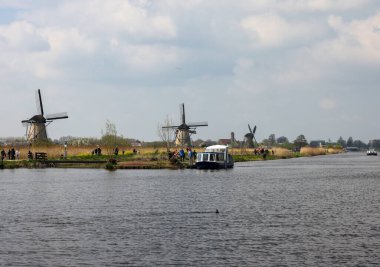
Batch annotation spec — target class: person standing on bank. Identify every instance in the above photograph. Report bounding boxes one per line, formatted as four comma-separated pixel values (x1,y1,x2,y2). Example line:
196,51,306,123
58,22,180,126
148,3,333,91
188,149,194,166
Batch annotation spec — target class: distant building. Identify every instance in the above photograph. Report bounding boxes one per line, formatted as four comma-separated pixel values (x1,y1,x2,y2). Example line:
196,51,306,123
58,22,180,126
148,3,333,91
218,132,238,146
218,139,231,145
309,140,326,148
369,140,380,148
131,140,142,147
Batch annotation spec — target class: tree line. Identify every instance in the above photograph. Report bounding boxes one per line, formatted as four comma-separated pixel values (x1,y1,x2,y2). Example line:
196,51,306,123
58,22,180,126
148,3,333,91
261,134,369,149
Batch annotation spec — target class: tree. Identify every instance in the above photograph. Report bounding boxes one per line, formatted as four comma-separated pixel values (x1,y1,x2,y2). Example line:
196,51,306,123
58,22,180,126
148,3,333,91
347,136,354,147
276,136,289,144
294,134,308,148
101,119,117,156
337,136,346,148
353,140,367,149
268,134,276,146
157,115,175,151
261,139,269,146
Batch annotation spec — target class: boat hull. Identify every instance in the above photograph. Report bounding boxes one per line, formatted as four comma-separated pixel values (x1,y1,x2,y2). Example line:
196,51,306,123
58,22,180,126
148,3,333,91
195,161,233,169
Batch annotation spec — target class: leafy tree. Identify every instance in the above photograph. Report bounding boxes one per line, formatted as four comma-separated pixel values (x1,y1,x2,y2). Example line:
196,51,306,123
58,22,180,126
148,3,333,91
294,134,308,147
268,134,276,146
276,136,289,144
261,139,269,146
337,136,346,148
347,136,354,147
353,140,367,149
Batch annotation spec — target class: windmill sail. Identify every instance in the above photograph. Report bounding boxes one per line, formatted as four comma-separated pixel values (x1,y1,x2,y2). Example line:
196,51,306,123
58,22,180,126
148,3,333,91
46,112,69,120
180,103,186,124
188,121,208,127
248,124,253,134
36,89,44,116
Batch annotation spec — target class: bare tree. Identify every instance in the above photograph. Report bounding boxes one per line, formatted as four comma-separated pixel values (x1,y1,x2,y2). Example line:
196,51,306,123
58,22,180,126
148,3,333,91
157,115,175,151
101,119,117,156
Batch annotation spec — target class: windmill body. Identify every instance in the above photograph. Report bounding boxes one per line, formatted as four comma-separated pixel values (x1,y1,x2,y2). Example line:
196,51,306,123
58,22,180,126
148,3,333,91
163,103,207,147
27,123,48,141
175,128,191,147
244,133,254,148
22,89,68,142
244,124,258,148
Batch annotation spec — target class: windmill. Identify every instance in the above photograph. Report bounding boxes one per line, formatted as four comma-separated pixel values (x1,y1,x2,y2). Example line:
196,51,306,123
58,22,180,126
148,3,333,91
162,103,208,147
244,124,258,148
21,89,68,142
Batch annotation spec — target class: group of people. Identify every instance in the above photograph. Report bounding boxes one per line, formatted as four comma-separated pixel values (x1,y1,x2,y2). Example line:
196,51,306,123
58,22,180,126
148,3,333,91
253,147,274,159
169,147,197,164
92,146,102,156
1,148,20,161
92,146,139,156
253,147,274,155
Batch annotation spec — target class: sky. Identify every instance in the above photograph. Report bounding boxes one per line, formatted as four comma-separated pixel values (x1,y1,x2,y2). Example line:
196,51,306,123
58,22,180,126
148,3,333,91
1,0,380,143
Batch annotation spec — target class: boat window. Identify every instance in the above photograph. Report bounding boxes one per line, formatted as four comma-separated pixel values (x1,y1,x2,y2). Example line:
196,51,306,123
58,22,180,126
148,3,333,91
216,153,224,161
203,154,209,161
197,153,202,161
210,154,215,161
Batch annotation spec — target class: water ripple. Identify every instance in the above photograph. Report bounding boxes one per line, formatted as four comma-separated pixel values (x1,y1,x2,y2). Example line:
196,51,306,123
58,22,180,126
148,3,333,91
1,153,379,266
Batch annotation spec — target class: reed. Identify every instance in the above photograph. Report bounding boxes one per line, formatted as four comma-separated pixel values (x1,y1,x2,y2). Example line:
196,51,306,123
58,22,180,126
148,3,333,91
326,148,343,154
300,147,327,156
272,147,294,158
1,145,343,161
1,145,183,160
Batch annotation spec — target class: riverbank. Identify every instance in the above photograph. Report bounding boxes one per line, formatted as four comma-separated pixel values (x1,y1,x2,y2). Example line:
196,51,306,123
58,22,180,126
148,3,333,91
0,146,343,169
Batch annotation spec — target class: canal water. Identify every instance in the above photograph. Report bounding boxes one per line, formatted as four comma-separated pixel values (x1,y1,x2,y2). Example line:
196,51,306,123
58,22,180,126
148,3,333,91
0,153,379,266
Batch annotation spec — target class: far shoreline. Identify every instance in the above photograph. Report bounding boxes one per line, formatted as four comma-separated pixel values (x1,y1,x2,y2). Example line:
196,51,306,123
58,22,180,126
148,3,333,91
0,147,343,170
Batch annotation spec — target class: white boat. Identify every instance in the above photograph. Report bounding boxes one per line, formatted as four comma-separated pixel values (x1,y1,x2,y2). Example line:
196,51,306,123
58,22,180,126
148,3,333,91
195,145,234,169
366,149,377,156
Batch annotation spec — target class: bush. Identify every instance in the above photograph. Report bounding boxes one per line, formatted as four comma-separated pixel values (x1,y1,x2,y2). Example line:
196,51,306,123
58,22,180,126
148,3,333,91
105,162,116,170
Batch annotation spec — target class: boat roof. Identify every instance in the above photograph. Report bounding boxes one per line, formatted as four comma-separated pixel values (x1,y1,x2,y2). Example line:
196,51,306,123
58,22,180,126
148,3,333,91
205,145,228,152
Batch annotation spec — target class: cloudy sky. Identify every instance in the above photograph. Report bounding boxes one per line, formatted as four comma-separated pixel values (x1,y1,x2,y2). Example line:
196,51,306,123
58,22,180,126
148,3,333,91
1,0,379,143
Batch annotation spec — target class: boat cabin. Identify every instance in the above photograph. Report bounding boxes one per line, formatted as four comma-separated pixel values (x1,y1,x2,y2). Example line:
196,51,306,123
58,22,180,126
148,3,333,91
195,145,234,169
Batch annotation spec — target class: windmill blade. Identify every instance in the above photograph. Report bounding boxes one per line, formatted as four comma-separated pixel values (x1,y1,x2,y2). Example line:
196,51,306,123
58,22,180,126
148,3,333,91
253,125,257,135
35,89,44,116
162,125,180,129
253,136,258,146
187,121,208,127
180,103,185,124
46,112,68,120
248,124,253,134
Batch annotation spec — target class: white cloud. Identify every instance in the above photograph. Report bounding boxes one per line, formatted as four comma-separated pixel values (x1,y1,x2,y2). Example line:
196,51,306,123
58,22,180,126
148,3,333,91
326,12,380,62
20,1,177,41
241,13,323,48
0,21,48,52
273,10,380,86
120,44,183,72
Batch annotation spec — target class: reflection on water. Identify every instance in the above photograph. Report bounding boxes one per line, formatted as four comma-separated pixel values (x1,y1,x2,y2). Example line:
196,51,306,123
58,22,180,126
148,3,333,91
1,153,379,266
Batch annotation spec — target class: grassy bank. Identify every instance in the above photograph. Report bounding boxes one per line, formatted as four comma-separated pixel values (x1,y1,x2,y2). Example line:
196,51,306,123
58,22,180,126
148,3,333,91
0,145,343,169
